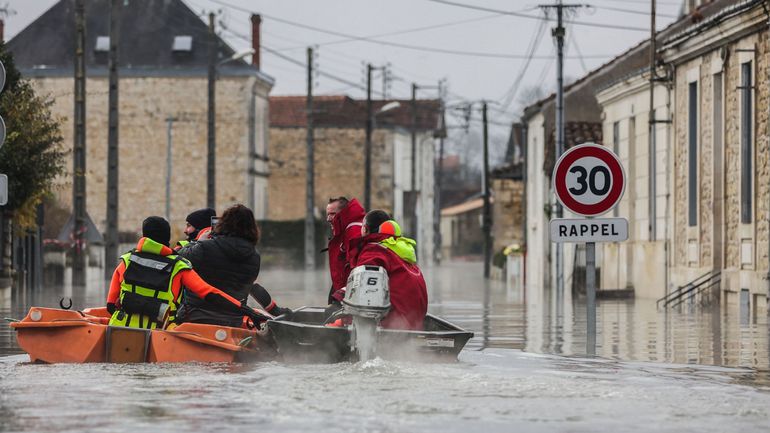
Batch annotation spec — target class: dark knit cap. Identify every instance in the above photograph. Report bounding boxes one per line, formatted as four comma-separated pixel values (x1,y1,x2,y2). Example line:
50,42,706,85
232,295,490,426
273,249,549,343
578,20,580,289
142,216,171,246
186,208,216,230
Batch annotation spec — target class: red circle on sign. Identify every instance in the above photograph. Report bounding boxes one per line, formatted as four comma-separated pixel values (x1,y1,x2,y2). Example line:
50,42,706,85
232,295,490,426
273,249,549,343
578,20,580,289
553,143,625,216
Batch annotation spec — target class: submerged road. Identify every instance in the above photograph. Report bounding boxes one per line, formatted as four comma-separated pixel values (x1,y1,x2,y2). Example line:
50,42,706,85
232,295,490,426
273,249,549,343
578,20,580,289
1,261,769,432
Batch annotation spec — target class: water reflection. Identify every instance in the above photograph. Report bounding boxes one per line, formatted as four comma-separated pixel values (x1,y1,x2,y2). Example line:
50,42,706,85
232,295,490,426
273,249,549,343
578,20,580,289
1,261,769,371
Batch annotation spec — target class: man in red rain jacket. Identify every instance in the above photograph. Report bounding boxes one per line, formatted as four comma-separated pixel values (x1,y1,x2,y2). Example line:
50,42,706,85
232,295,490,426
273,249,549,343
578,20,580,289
352,210,428,330
326,197,366,303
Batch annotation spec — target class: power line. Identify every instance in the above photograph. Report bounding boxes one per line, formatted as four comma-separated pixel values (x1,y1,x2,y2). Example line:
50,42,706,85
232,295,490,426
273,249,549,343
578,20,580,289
425,0,649,32
591,5,678,19
210,0,616,60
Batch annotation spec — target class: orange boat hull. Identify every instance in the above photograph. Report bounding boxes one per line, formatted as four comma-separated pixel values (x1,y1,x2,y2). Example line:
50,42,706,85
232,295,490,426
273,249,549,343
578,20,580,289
10,307,267,364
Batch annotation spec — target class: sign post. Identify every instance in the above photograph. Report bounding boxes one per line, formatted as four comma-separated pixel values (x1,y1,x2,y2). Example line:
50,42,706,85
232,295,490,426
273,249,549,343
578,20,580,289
551,143,627,355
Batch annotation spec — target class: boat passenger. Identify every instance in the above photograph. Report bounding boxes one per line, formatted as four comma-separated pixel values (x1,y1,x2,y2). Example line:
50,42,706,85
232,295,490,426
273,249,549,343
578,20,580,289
174,207,216,250
176,204,288,326
351,210,428,330
106,216,263,329
325,196,366,304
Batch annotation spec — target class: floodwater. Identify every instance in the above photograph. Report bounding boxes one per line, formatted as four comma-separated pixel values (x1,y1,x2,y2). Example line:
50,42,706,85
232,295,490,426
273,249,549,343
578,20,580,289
2,261,770,432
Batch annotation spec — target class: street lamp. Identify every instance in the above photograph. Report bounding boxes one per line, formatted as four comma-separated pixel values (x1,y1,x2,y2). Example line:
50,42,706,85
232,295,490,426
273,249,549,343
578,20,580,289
364,100,401,210
207,46,256,209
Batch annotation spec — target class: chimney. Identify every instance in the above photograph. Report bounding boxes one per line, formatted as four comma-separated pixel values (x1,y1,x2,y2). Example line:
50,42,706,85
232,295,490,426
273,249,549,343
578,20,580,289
0,19,4,43
251,14,261,69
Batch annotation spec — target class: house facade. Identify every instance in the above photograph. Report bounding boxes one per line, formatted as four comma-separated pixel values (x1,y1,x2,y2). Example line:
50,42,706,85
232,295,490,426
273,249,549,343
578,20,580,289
8,0,273,239
268,95,440,263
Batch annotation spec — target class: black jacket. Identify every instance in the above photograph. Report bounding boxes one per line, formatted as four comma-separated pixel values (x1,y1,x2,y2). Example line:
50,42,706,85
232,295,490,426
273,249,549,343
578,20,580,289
176,235,260,326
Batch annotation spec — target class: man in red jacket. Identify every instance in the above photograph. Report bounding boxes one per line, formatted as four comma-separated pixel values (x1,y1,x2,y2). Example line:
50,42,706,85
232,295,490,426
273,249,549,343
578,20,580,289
353,210,428,330
326,196,366,303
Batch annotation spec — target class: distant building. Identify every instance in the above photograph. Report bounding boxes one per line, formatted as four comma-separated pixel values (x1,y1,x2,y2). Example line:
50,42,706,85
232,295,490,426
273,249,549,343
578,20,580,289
440,196,485,259
8,0,274,238
268,95,441,263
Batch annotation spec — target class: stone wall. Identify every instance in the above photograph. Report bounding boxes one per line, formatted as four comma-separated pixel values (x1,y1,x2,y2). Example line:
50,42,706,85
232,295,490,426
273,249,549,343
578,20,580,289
491,178,524,253
29,74,269,241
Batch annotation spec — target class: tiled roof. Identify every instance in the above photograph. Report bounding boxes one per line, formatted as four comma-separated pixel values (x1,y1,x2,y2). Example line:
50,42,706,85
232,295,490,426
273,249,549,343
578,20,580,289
270,95,441,130
544,122,604,177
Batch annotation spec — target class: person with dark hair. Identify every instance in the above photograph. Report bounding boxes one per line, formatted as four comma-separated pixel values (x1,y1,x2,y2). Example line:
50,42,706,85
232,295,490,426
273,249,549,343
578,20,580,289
175,207,216,250
176,204,287,326
325,196,366,304
105,216,264,329
351,210,428,330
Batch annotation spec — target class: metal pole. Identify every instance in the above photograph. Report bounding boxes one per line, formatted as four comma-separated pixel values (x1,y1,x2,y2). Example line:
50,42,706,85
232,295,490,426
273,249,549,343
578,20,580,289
72,0,87,287
649,0,657,242
105,0,121,279
364,64,373,210
411,83,417,193
554,2,566,310
434,81,445,265
304,47,316,270
206,12,216,209
165,117,175,222
586,240,596,355
482,102,492,278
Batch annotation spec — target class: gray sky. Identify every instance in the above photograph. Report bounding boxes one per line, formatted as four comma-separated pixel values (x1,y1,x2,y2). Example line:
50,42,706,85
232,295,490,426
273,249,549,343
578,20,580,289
5,0,682,160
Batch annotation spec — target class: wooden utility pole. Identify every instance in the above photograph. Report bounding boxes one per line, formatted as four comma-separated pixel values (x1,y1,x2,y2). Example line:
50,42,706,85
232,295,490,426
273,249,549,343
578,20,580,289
72,0,87,286
105,0,121,280
206,12,216,209
304,47,316,270
364,64,373,211
482,102,492,278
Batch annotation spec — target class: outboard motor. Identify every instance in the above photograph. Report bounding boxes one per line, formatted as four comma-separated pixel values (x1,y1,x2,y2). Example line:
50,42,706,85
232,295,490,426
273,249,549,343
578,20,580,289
343,265,390,360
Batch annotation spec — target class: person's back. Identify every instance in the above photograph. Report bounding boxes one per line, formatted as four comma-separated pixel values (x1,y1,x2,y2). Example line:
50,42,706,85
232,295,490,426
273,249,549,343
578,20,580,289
353,212,428,330
177,204,261,327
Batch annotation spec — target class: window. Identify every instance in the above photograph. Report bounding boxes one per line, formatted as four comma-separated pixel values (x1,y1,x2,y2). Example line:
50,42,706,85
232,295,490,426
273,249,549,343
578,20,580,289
172,35,193,52
95,36,109,52
741,62,753,224
613,121,620,217
688,81,698,227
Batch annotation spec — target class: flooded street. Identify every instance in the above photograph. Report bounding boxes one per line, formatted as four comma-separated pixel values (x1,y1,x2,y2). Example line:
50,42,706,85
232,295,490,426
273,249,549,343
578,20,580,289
2,261,770,432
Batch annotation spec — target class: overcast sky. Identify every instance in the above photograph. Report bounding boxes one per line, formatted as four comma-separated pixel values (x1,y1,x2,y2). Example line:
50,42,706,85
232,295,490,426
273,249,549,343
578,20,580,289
5,0,682,161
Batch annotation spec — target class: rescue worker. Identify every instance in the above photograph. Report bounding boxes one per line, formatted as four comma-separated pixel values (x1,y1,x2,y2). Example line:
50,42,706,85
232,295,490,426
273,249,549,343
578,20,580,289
325,196,366,304
175,207,216,250
106,216,264,329
351,210,428,330
177,204,288,326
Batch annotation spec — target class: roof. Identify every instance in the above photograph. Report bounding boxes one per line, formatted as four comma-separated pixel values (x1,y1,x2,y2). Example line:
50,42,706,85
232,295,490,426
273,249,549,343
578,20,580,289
8,0,271,81
544,121,603,176
491,162,523,181
269,95,441,130
441,197,492,217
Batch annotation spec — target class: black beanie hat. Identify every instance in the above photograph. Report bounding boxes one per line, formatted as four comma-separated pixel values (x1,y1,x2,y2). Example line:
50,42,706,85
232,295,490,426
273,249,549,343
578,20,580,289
142,216,171,246
186,208,216,230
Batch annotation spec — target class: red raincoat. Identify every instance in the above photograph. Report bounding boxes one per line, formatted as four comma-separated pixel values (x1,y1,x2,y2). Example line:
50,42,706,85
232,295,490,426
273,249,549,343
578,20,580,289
327,198,366,301
353,233,428,330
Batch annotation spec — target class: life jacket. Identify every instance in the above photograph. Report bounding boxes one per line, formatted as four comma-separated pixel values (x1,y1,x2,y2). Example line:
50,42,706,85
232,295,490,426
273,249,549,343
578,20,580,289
109,237,192,329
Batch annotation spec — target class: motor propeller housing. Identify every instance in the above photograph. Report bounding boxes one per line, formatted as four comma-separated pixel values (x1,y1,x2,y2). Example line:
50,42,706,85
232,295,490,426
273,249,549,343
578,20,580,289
342,265,391,321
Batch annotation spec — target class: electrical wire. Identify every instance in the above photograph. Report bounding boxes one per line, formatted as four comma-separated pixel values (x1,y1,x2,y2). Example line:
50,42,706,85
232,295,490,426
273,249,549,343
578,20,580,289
498,18,547,111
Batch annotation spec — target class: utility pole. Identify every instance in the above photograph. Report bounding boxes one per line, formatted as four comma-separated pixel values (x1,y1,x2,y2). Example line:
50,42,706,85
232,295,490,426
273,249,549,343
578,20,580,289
72,0,87,287
365,64,373,211
165,116,177,222
409,83,418,237
104,0,121,280
482,102,492,279
206,12,216,209
304,47,316,271
540,1,585,309
648,0,657,242
433,80,446,265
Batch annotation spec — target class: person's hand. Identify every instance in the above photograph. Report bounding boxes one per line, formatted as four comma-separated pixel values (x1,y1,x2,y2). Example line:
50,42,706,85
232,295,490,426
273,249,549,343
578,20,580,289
330,287,346,303
243,307,270,325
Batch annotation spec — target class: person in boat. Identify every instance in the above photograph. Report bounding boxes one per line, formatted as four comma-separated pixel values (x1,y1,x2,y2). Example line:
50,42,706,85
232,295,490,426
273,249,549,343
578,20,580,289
106,216,264,330
351,210,428,330
176,204,288,326
325,196,366,304
174,207,216,250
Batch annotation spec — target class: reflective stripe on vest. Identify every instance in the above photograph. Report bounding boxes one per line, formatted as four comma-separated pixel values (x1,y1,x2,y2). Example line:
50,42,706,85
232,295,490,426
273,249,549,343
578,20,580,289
109,249,192,329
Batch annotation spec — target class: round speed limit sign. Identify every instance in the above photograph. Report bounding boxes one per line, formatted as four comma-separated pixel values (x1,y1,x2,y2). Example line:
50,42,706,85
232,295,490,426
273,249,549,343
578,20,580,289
553,142,625,217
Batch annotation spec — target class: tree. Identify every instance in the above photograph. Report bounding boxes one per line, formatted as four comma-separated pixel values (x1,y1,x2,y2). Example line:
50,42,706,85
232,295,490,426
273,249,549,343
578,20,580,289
0,42,66,287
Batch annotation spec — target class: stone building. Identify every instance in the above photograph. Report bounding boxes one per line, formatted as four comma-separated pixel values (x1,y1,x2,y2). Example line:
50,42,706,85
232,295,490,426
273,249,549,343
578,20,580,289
8,0,273,239
659,0,769,313
268,95,441,263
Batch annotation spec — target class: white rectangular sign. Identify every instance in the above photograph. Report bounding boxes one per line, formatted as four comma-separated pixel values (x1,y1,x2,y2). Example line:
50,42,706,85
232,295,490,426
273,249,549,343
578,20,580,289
550,218,628,243
0,174,6,206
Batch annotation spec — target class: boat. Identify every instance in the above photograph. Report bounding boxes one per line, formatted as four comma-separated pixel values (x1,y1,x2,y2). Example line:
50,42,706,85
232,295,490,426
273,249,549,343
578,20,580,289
9,307,274,363
268,307,474,363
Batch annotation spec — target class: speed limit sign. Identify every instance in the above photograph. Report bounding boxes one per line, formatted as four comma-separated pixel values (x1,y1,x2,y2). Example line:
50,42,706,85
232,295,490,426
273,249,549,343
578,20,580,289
553,142,625,217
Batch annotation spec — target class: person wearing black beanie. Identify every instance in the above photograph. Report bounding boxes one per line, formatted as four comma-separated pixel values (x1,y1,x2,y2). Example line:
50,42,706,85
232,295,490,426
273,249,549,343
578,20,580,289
184,208,216,242
142,216,171,246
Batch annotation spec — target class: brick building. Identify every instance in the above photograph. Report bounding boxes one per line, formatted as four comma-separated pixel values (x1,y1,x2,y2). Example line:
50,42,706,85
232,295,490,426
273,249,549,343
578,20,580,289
8,0,273,239
268,95,441,263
